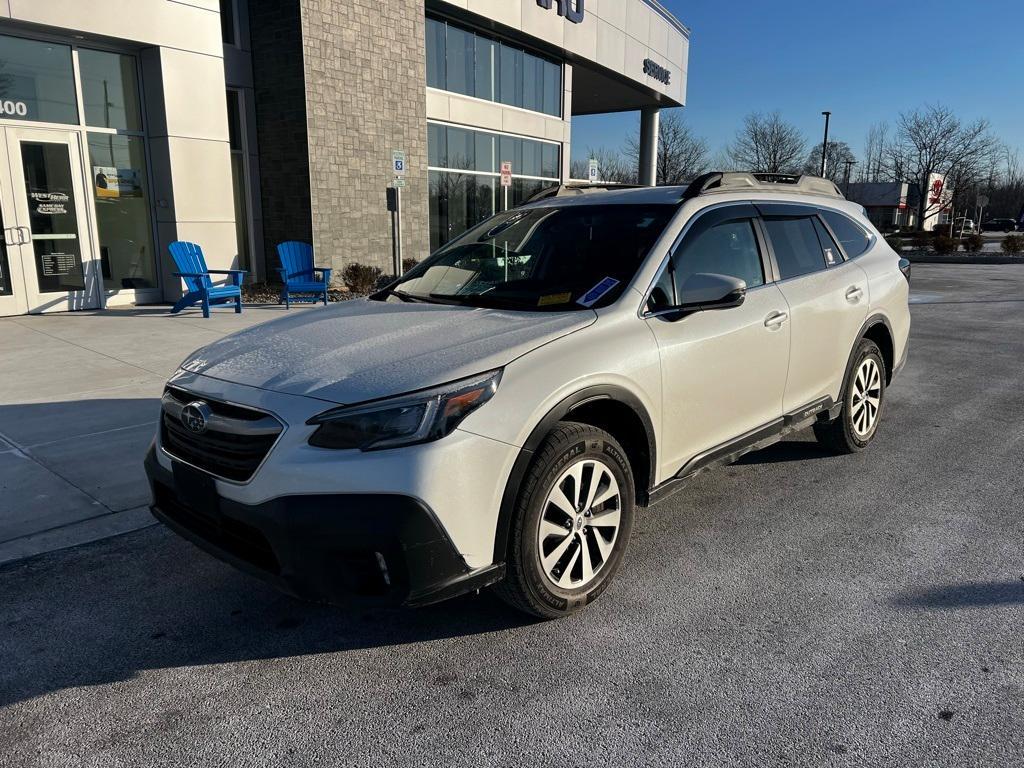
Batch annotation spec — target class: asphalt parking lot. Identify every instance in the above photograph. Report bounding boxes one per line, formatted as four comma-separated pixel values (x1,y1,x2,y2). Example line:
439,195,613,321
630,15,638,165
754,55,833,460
2,264,1023,767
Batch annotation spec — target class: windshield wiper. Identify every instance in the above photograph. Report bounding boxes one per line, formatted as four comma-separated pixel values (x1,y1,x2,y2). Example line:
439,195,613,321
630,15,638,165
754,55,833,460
429,293,529,310
388,289,437,304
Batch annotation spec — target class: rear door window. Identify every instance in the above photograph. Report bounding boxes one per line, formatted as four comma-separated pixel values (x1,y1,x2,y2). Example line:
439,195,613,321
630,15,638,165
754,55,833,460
812,218,842,267
820,210,871,258
762,217,828,280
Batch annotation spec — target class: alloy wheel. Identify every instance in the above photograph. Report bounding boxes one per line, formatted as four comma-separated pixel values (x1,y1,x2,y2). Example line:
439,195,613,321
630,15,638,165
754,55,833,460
537,458,622,589
851,357,882,437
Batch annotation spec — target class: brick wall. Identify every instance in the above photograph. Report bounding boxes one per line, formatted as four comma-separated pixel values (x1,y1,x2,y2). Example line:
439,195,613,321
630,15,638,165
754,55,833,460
300,0,429,275
248,0,313,275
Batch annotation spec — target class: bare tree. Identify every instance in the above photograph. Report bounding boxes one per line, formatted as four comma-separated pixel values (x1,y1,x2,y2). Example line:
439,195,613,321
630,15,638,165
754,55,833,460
888,104,1000,230
725,111,807,174
803,140,857,183
569,146,636,184
859,122,890,182
625,111,710,185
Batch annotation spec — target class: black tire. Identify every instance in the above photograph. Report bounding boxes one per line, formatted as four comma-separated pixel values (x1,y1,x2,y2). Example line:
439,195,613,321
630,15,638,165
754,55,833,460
814,338,886,454
493,422,635,619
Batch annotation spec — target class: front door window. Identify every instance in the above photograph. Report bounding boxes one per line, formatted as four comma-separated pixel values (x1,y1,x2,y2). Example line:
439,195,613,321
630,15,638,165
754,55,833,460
20,141,86,293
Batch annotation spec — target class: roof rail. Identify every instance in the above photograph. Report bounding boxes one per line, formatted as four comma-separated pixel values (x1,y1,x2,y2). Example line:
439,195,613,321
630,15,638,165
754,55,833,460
524,182,645,205
681,172,845,202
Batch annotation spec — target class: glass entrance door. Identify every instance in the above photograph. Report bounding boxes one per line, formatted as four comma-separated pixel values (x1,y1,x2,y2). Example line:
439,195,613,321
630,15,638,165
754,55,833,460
0,134,28,316
1,126,98,314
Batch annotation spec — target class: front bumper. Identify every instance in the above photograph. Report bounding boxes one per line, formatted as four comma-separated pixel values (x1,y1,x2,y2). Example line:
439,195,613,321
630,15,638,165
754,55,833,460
145,446,504,606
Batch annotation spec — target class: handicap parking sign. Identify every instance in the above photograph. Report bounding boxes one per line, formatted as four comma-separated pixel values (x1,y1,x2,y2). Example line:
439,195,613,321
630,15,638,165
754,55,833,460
392,150,406,176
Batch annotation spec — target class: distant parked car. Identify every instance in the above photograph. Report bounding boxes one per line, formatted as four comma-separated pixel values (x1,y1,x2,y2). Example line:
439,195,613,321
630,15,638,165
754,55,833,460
982,218,1019,233
953,218,977,234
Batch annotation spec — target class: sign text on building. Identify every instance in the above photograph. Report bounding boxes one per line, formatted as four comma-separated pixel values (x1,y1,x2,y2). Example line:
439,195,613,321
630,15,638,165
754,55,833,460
643,59,672,85
536,0,585,24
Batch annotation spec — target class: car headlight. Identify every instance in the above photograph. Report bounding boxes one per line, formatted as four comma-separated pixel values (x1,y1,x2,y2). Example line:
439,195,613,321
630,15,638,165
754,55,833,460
306,370,502,451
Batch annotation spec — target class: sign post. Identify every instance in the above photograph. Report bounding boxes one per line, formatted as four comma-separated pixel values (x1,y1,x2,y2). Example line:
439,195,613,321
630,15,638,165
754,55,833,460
389,150,407,276
500,161,512,211
588,159,599,184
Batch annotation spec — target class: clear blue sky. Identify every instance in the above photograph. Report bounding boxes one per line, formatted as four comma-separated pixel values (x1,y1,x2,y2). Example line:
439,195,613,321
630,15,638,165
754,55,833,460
571,0,1024,164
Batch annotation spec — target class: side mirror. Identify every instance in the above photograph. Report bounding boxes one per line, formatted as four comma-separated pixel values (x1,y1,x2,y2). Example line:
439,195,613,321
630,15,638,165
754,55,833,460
676,272,747,312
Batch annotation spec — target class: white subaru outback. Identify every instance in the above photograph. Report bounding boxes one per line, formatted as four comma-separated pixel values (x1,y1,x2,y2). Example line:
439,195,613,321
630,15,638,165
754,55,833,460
146,172,911,619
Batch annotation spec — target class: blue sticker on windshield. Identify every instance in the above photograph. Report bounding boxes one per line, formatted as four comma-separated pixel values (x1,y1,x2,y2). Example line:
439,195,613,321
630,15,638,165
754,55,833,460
577,277,620,307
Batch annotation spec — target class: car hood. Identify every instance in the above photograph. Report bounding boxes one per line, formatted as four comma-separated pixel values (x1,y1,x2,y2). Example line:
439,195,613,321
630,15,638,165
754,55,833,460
180,299,595,405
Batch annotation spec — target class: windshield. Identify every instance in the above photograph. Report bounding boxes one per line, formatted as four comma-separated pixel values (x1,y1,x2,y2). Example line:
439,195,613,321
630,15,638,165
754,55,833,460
376,204,674,311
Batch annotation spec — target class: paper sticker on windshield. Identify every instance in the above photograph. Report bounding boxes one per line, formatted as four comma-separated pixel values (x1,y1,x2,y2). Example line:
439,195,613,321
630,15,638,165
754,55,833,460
538,292,572,307
577,277,620,307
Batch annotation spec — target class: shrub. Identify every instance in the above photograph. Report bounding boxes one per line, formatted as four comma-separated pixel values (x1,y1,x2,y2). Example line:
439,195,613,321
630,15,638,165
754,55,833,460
911,231,933,249
932,236,957,254
964,234,984,253
402,257,420,273
1002,235,1024,255
342,262,384,294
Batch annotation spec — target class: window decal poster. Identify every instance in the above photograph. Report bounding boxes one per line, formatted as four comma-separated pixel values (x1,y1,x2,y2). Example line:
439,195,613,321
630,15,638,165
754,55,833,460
93,167,142,199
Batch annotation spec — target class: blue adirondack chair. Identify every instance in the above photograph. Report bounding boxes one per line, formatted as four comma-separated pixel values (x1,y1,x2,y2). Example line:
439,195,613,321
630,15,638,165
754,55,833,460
168,241,246,318
276,241,332,308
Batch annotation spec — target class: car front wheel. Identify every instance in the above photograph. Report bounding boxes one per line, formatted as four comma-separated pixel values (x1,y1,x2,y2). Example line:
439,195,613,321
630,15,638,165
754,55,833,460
494,422,635,619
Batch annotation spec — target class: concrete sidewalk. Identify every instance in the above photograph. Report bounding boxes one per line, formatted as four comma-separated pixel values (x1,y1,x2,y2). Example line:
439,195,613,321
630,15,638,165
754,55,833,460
0,303,314,564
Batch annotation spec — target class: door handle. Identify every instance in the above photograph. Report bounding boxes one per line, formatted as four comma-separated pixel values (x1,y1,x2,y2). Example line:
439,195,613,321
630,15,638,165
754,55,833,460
764,310,789,329
17,226,30,245
2,227,15,245
845,285,864,303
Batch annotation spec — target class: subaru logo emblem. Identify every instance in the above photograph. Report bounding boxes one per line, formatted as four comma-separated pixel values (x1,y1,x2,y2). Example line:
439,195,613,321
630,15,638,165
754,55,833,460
180,401,212,435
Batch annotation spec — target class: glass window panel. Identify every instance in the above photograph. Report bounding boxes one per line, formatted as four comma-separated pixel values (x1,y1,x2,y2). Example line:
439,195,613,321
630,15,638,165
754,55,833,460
521,139,541,178
543,60,561,116
79,49,142,131
673,219,765,292
763,217,828,279
812,217,842,267
499,135,522,176
446,126,474,171
0,200,12,295
428,122,447,168
87,133,157,290
541,143,560,178
821,209,871,258
21,142,85,292
499,44,523,108
429,171,496,251
474,36,496,102
522,53,541,113
0,35,77,124
475,132,494,173
426,18,446,90
445,25,473,97
220,0,237,45
226,90,242,150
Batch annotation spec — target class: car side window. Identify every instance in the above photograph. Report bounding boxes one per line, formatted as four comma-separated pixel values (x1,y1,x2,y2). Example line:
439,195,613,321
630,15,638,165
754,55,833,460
672,218,765,293
812,218,842,267
820,210,871,258
762,216,828,280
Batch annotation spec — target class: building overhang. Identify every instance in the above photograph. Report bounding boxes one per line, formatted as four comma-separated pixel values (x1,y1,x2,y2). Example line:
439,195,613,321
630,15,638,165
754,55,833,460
427,0,688,114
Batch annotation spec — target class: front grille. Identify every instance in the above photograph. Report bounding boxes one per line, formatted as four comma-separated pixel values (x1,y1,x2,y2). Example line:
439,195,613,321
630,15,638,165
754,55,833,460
153,483,280,574
160,388,283,482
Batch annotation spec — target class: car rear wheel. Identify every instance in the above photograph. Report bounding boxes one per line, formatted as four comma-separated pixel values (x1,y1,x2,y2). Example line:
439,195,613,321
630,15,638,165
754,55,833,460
813,338,886,454
493,422,635,619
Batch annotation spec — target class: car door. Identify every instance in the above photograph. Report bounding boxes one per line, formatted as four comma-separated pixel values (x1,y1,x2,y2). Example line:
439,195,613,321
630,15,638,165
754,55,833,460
644,203,791,479
757,203,870,414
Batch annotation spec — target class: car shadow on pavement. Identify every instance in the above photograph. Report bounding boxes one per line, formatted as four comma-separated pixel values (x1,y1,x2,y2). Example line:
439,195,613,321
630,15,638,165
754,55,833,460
0,524,536,708
892,580,1024,610
735,439,835,465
